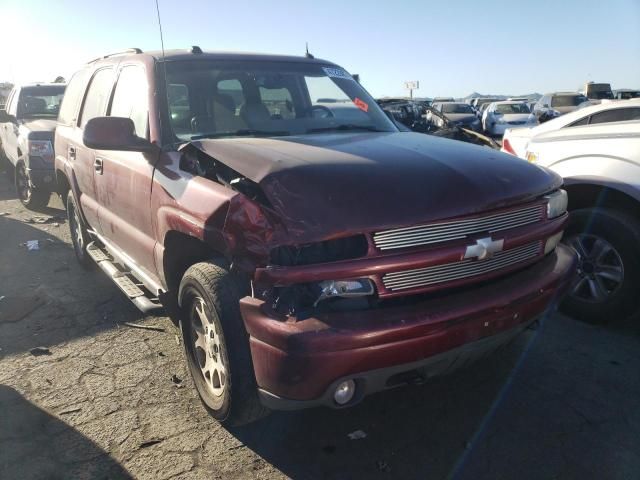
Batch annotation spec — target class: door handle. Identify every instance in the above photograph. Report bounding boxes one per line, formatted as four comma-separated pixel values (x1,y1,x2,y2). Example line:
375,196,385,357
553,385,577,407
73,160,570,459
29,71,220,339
94,157,104,174
68,146,76,160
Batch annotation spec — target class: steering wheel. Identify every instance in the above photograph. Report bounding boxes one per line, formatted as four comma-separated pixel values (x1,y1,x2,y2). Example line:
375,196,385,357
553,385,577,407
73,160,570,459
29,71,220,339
309,105,334,119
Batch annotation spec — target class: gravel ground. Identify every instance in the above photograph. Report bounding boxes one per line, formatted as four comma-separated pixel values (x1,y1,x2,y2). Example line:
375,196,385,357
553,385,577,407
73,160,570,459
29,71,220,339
1,165,639,480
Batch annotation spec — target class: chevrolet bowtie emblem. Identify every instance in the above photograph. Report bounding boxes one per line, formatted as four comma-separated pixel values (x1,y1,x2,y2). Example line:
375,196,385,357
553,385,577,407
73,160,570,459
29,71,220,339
464,237,504,260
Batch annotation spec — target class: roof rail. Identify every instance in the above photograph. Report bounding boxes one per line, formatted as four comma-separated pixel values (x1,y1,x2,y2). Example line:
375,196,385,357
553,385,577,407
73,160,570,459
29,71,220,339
87,48,143,64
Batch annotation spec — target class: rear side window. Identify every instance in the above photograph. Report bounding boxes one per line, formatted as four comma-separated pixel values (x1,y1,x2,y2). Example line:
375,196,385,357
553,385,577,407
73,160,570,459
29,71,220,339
589,108,640,125
80,68,114,128
110,65,149,138
568,116,590,127
58,69,90,125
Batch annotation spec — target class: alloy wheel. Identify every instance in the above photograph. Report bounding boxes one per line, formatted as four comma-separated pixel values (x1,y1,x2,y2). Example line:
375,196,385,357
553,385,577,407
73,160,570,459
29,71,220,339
189,297,227,397
567,234,624,303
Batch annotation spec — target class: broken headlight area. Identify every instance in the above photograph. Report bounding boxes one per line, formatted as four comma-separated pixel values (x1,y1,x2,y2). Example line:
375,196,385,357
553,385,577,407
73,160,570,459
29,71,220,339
265,279,376,318
270,235,368,267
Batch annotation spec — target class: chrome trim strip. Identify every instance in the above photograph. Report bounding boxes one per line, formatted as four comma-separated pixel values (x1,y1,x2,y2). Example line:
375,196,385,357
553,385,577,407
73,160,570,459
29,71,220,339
374,204,543,251
383,241,541,290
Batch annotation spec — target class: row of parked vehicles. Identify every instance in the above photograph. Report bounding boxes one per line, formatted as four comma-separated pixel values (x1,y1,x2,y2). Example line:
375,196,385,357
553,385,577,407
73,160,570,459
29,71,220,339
0,48,635,426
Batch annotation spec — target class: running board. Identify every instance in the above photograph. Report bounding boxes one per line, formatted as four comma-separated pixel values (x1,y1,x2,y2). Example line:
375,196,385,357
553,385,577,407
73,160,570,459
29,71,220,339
86,242,163,314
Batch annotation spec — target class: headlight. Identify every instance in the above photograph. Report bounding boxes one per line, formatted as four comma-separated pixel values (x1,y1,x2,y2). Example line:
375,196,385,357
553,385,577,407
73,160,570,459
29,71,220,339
28,140,54,162
545,189,568,219
496,117,506,124
314,278,375,306
526,151,539,163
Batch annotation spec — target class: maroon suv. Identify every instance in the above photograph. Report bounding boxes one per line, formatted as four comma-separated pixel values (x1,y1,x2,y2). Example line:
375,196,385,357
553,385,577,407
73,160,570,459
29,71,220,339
55,47,576,425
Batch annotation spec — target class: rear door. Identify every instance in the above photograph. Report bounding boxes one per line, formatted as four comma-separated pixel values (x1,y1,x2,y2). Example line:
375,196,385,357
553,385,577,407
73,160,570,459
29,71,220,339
94,63,157,277
74,67,116,231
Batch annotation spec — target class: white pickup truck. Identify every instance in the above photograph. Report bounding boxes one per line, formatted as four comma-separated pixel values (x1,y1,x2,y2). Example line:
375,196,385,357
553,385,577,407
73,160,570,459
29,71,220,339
523,118,640,323
0,83,66,208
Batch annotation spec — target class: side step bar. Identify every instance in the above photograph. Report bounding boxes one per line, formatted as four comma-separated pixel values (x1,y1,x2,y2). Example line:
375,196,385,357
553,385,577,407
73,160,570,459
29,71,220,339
86,242,163,314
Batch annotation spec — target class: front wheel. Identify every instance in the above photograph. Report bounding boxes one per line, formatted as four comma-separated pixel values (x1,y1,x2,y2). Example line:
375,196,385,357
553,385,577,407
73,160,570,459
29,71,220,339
16,161,49,209
179,261,268,426
561,208,640,323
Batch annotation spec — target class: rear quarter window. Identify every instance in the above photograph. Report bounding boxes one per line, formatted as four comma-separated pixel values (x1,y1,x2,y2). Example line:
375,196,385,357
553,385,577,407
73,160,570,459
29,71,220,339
58,69,91,125
589,108,640,125
79,68,114,128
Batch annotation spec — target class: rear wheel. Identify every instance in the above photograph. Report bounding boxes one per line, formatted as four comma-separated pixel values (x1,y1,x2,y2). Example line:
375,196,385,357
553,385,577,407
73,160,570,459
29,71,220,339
15,161,49,209
179,261,268,426
561,208,640,323
66,190,93,269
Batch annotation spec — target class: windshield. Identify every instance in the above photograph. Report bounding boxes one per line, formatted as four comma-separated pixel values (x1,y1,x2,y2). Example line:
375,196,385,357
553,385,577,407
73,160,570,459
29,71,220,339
17,85,65,118
164,60,397,141
441,103,473,114
495,103,531,114
551,95,587,107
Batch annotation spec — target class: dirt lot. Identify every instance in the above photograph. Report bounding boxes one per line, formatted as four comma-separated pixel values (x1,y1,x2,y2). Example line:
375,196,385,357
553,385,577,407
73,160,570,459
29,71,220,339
1,166,639,480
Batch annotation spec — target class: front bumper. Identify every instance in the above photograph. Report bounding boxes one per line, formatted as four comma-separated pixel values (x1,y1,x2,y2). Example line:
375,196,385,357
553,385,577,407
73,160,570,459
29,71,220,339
241,245,577,409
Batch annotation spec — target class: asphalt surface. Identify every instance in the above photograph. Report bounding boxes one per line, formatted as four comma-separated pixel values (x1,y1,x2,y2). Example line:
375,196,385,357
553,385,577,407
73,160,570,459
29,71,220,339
0,164,639,480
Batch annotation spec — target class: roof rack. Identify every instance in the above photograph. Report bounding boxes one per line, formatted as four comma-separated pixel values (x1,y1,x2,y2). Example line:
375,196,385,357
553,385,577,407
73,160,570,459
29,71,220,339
87,48,143,64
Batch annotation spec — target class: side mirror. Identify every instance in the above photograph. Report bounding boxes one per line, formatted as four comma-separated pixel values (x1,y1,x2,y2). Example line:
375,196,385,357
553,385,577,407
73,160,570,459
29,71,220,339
83,117,155,152
0,108,14,123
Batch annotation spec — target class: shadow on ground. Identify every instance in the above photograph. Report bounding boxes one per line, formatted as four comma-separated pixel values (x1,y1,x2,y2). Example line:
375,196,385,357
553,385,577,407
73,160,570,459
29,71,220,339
0,213,148,358
0,385,133,479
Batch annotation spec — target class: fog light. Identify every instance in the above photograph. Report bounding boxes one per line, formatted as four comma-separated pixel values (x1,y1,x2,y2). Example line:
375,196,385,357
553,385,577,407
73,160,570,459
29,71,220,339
544,231,563,254
333,379,356,405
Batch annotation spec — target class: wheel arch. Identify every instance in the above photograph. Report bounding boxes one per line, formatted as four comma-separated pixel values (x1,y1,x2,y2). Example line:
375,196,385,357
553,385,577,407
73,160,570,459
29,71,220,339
162,230,229,306
563,177,640,219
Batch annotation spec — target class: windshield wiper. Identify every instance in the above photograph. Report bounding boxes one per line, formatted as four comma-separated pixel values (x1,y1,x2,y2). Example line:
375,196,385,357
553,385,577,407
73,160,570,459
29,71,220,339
190,129,290,140
307,124,387,134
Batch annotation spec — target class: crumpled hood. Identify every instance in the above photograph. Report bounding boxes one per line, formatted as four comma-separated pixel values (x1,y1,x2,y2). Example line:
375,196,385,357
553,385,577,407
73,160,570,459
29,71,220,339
186,132,561,242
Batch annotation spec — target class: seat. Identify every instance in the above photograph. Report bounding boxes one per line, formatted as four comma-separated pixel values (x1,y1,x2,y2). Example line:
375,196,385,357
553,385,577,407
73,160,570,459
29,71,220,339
21,97,47,115
240,100,271,127
212,94,246,132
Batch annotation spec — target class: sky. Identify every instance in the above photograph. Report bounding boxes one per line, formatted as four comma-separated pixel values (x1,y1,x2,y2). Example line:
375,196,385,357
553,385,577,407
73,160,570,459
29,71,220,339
1,0,639,98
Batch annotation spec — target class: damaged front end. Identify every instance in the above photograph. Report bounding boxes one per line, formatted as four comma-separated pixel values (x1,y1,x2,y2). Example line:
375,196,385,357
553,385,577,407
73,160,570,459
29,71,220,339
179,143,378,317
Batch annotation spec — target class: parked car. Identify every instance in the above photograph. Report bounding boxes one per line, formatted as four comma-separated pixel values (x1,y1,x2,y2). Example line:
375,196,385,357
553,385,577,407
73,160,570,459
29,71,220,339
0,83,66,208
482,101,537,136
502,99,640,158
56,47,576,425
377,99,429,132
524,119,640,322
613,89,640,100
432,96,455,103
533,92,588,122
430,102,481,131
582,82,613,100
471,97,501,110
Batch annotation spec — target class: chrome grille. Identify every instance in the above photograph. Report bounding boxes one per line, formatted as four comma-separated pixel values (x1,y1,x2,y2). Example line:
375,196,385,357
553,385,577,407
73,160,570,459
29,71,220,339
373,204,543,251
382,241,541,291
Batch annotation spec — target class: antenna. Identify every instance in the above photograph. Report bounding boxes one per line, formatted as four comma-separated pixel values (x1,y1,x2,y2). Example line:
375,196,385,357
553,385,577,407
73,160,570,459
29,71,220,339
305,42,314,59
155,0,169,145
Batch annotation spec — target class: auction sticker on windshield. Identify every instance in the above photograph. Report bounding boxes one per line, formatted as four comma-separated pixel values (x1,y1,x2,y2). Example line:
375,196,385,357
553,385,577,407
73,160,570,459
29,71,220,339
323,67,353,80
353,97,369,112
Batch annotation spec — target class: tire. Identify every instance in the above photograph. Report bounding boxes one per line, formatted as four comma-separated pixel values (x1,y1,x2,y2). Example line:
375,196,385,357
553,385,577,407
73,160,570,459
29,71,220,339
15,161,49,209
66,190,93,269
179,261,268,426
561,208,640,323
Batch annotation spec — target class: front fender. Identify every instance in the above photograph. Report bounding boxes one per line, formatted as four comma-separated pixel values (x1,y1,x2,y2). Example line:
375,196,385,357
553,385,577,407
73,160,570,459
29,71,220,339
547,155,640,202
